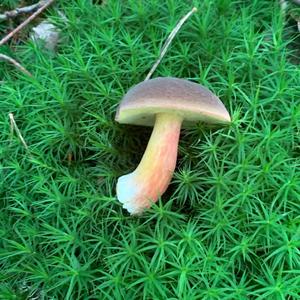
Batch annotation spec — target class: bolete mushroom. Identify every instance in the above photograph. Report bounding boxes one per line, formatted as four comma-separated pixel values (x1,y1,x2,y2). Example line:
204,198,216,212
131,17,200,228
115,77,230,214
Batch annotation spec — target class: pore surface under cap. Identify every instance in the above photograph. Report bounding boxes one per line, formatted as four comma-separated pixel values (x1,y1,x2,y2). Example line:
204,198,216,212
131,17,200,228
115,77,231,127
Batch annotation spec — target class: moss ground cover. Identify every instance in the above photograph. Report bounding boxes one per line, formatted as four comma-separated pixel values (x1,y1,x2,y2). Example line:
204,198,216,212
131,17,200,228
0,0,300,299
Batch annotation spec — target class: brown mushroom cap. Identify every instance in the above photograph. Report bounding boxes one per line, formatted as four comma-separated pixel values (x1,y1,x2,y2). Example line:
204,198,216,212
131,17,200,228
115,77,231,127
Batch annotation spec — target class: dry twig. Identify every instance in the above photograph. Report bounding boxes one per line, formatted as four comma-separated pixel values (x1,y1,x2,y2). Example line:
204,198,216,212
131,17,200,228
145,7,197,81
0,53,32,76
9,113,30,151
0,1,48,21
0,0,55,46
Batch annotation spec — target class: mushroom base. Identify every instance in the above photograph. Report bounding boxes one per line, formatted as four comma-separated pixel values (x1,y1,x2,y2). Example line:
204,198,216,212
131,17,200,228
116,113,183,214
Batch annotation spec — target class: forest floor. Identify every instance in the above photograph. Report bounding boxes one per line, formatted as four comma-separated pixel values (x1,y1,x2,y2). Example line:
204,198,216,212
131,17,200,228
0,0,300,299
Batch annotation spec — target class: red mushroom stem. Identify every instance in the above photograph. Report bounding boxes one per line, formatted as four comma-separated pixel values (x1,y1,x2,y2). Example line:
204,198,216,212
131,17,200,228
117,113,183,214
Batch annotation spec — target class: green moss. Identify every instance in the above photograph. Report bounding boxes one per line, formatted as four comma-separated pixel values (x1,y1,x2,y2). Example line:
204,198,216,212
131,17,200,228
0,0,300,299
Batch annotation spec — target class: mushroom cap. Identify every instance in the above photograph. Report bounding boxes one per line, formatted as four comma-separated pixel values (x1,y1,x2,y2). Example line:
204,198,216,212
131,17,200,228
115,77,231,127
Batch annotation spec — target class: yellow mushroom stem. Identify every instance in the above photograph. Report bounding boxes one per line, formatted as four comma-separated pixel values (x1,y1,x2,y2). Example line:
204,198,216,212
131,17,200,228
116,113,183,214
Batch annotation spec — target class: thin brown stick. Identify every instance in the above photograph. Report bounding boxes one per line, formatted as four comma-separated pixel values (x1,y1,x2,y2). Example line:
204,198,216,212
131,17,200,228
145,7,197,81
0,0,55,46
9,113,30,151
0,54,32,76
0,1,47,21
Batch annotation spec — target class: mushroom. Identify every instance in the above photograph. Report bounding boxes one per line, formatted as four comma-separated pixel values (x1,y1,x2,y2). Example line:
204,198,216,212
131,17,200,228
115,77,231,214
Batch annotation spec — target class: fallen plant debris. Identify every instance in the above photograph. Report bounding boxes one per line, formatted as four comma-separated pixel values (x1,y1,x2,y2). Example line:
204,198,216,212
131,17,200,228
0,1,49,21
0,53,32,76
0,0,55,76
9,112,30,151
31,21,60,52
0,0,55,46
144,7,197,81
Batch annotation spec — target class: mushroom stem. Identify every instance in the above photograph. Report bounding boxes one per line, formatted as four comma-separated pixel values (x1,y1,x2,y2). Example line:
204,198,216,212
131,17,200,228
117,113,183,214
